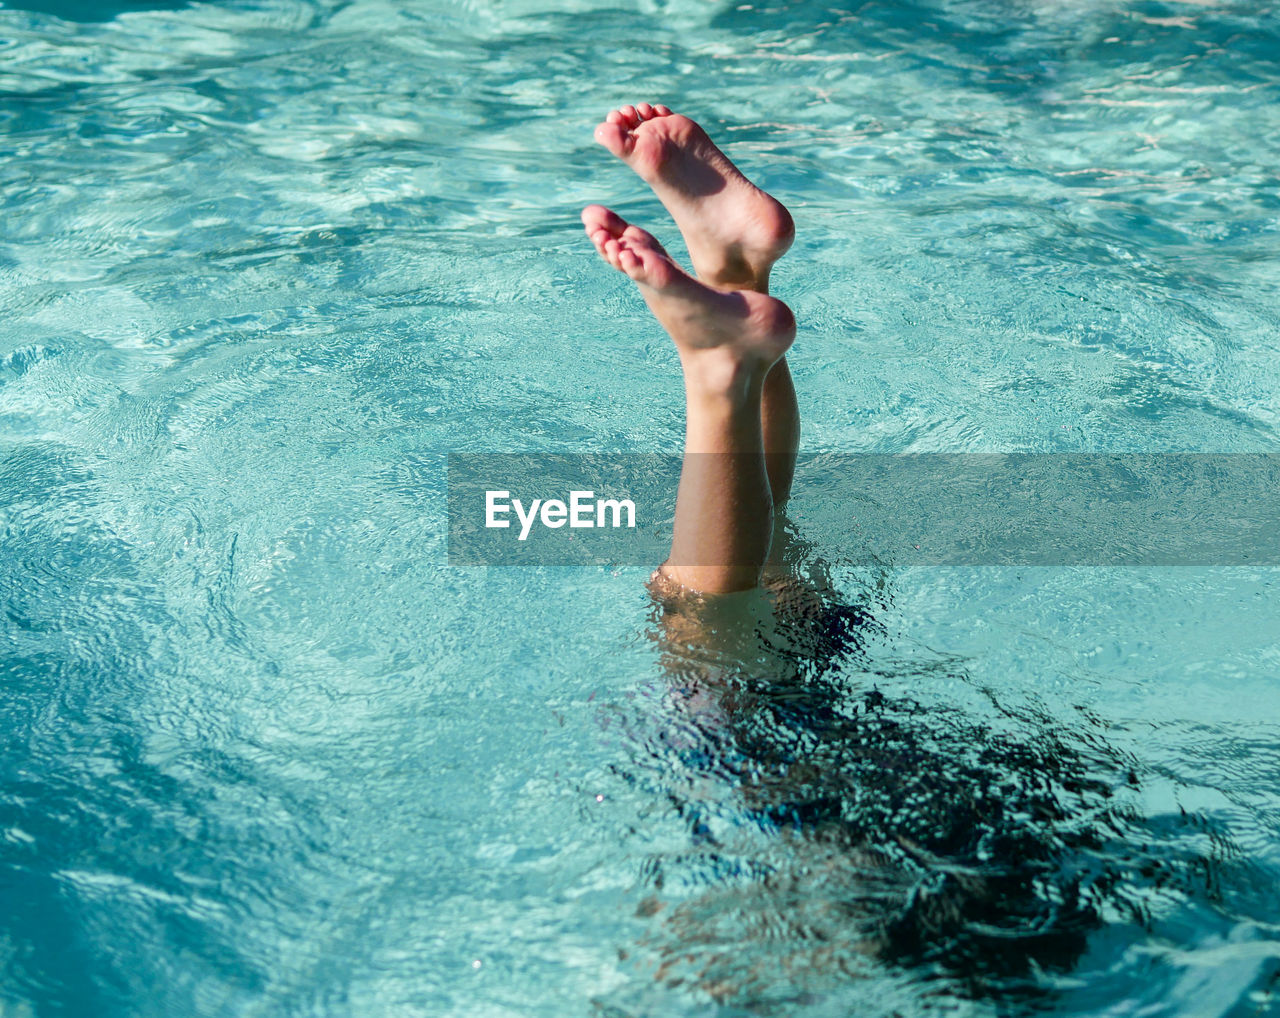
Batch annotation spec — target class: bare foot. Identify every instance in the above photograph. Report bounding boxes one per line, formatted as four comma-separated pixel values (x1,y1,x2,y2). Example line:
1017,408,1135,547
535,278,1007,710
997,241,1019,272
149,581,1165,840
581,204,794,399
593,103,794,292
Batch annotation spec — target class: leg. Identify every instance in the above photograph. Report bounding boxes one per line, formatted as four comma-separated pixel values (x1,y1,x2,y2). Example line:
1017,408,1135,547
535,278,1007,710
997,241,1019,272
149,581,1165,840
762,357,800,505
593,102,801,505
582,205,795,594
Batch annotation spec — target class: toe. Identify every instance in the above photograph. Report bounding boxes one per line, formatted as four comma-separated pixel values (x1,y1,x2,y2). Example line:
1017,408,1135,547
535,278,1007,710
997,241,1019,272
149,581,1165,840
597,207,629,236
590,228,612,257
593,121,632,157
621,223,661,252
581,212,606,248
581,203,609,230
581,204,629,238
636,245,667,278
635,101,654,120
653,103,672,116
617,105,640,128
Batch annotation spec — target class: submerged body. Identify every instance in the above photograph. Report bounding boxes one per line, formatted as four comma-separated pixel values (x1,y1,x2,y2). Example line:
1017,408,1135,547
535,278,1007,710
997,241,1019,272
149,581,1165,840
584,107,1158,1010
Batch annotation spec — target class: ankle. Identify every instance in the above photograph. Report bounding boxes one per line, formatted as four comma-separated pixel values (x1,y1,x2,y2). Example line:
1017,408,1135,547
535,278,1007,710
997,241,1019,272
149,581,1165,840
702,254,770,293
681,349,769,408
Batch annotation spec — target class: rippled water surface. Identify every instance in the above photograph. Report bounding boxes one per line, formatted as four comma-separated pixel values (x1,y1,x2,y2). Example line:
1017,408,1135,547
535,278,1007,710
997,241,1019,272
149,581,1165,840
3,0,1280,1014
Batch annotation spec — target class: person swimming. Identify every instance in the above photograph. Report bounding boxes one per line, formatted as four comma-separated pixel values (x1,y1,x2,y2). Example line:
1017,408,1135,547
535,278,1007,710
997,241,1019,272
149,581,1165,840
582,102,800,596
580,108,1182,1011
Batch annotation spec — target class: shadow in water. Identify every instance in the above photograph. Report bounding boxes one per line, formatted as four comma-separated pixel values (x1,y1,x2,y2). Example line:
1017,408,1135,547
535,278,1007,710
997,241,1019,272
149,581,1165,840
600,519,1225,1014
0,0,191,21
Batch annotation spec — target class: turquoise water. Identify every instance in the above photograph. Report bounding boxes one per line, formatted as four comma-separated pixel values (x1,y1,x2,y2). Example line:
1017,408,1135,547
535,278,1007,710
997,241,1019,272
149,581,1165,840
3,0,1280,1014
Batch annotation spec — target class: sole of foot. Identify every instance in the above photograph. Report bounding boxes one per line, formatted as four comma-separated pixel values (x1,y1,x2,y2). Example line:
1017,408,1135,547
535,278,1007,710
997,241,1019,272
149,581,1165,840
593,103,794,292
582,204,795,400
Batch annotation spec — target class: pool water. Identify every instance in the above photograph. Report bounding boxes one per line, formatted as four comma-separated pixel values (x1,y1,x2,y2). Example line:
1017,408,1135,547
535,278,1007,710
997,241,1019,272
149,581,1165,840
2,0,1279,1014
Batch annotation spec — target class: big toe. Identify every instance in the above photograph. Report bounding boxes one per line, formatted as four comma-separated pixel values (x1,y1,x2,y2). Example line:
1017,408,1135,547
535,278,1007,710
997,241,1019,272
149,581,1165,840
581,204,628,238
593,121,632,157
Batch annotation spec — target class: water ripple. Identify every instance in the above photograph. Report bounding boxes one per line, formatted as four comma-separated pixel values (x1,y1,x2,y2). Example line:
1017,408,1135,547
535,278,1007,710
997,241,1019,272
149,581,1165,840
3,0,1280,1014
